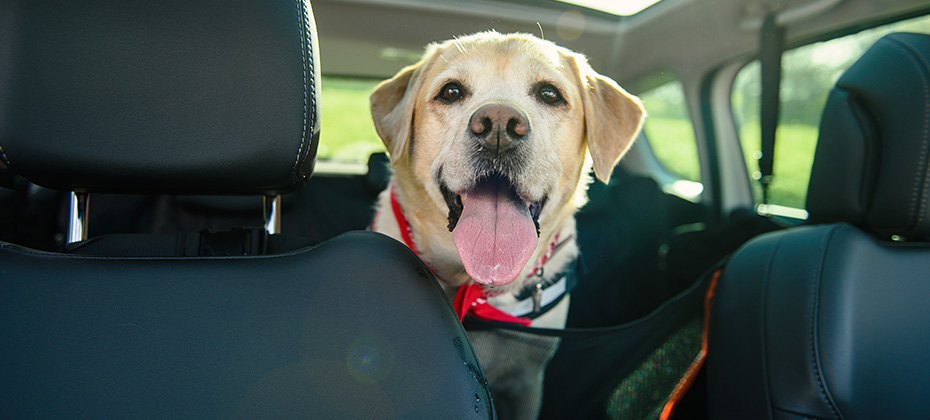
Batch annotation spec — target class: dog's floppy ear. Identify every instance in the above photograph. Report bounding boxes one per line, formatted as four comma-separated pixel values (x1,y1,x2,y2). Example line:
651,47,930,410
575,58,646,183
370,54,430,165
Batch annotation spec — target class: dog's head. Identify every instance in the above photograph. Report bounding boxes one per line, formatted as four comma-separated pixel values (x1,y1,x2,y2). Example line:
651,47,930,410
371,32,644,286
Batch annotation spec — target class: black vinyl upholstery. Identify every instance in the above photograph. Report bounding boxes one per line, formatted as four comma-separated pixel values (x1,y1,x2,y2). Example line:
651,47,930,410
708,32,930,419
806,33,930,238
0,0,319,195
0,1,493,418
0,233,493,418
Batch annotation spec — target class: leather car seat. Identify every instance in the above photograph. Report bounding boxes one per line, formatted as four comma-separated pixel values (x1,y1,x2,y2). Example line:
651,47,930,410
0,1,493,418
707,32,930,419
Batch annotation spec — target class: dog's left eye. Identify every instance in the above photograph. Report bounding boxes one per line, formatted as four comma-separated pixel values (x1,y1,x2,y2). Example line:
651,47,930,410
536,84,565,105
438,82,465,103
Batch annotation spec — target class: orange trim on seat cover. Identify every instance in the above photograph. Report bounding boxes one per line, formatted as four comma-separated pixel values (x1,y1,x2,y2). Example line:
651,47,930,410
659,269,721,420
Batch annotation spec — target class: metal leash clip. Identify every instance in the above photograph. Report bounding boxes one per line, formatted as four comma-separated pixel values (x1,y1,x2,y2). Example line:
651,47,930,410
532,283,544,313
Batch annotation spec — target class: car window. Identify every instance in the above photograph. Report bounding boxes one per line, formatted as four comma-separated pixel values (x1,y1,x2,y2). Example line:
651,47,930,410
640,80,699,182
320,75,703,186
318,77,385,163
732,13,930,213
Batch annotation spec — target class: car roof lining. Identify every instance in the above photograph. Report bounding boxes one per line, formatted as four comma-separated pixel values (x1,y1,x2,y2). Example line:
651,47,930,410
312,0,930,90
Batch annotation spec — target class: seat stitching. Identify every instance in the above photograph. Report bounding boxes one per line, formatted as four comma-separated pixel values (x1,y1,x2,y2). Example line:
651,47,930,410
761,234,783,420
290,0,311,183
808,225,843,420
882,37,930,234
907,38,930,233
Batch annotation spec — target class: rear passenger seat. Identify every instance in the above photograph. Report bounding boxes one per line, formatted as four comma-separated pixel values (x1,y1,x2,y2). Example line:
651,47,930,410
0,153,391,252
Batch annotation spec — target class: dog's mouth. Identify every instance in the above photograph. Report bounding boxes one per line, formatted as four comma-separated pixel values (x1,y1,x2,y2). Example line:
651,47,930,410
439,173,547,286
440,174,547,234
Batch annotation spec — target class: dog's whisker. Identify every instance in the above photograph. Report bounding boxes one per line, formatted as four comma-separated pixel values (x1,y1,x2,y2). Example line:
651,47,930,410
452,39,468,55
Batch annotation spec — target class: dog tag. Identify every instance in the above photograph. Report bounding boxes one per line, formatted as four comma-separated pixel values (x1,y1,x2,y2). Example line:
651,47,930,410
532,283,543,312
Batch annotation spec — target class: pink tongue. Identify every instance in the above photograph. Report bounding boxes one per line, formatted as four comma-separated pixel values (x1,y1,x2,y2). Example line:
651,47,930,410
452,181,538,286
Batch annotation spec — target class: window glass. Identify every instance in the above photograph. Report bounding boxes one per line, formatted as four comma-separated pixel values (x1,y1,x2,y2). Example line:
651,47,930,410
640,80,699,182
732,14,930,211
318,77,385,163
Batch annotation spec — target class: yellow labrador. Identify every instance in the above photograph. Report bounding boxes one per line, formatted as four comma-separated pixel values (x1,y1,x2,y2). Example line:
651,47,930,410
370,31,644,419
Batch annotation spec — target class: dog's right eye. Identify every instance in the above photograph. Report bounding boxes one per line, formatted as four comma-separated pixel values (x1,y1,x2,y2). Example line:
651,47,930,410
438,82,464,103
536,83,565,106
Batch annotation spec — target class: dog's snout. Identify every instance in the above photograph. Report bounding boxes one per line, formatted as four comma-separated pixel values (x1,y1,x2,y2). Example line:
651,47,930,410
469,104,529,154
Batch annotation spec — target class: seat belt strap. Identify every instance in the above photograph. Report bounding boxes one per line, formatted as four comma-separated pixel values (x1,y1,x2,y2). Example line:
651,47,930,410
759,13,784,205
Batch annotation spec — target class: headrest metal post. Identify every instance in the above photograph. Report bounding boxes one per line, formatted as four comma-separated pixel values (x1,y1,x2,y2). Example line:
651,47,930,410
67,192,89,243
264,195,281,235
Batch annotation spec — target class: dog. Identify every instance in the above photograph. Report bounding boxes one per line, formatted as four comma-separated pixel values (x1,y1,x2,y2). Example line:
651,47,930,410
369,31,644,419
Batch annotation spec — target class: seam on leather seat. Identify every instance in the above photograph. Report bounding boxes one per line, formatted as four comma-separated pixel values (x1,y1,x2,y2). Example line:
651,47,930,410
0,242,315,262
844,88,877,217
808,225,843,420
884,36,930,233
761,235,783,420
291,0,313,183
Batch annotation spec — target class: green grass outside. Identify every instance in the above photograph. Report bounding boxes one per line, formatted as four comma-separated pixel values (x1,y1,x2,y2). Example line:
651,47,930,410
318,77,385,162
738,122,819,209
643,117,700,182
644,117,818,209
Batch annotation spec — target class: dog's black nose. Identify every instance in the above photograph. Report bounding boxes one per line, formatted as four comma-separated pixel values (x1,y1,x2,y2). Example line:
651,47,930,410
469,104,529,154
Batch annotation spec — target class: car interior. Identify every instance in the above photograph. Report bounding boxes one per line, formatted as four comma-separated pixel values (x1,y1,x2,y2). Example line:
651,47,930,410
709,31,930,419
0,1,493,418
2,0,930,419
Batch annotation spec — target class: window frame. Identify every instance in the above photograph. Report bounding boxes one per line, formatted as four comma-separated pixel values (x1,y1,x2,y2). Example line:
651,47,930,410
721,10,930,220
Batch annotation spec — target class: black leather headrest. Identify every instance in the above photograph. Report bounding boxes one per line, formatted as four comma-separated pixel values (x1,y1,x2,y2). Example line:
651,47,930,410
0,0,320,195
807,32,930,239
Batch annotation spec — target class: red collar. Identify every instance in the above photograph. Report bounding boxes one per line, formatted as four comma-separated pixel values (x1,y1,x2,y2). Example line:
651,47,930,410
388,185,561,326
390,184,420,255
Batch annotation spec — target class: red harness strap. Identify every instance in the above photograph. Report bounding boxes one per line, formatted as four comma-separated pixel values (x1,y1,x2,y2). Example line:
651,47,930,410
453,283,532,326
390,184,420,255
389,186,535,326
